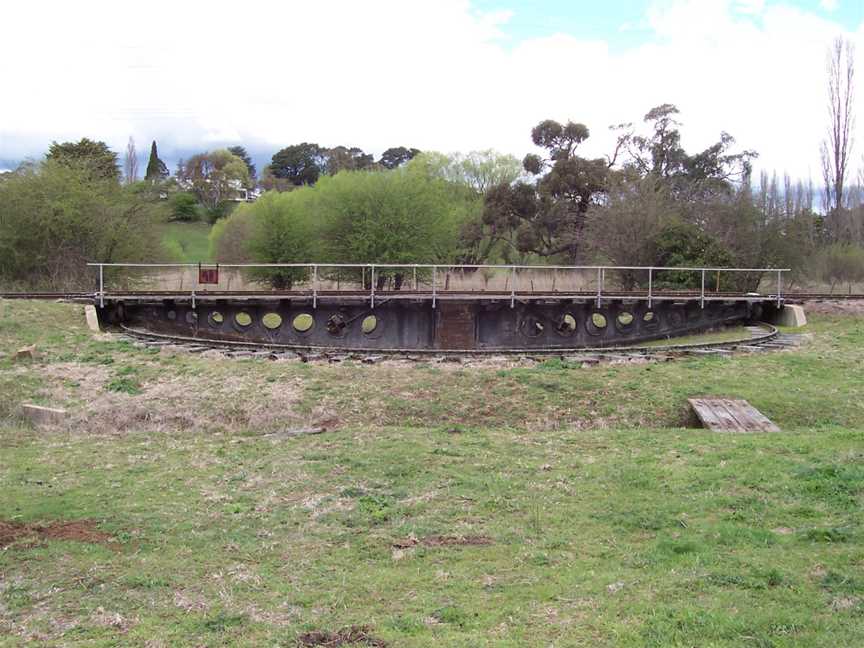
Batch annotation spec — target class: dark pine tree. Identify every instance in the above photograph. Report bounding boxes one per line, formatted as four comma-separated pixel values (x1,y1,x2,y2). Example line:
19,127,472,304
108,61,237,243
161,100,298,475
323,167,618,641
144,140,169,183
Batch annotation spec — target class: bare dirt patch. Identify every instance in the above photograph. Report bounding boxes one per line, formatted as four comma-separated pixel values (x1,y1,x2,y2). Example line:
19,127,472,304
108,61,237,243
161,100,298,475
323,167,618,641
297,625,387,647
392,534,493,549
0,519,114,548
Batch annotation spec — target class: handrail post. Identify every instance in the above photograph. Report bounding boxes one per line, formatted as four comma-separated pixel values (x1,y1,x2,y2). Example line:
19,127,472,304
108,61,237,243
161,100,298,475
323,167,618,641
98,263,104,308
370,264,375,309
777,269,782,306
596,267,602,308
510,266,516,308
312,264,318,309
700,269,705,309
432,265,437,309
413,265,417,291
648,267,653,309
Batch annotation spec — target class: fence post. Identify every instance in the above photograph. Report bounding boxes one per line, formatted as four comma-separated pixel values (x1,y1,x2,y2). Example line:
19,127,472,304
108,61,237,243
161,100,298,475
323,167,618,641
777,269,782,306
596,267,603,308
510,266,516,308
432,266,437,309
370,264,375,309
313,264,318,309
648,267,653,309
98,264,104,308
700,269,705,309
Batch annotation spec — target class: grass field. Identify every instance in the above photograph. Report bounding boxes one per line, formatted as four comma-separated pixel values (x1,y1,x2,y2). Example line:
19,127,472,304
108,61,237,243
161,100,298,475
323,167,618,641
160,221,213,263
1,300,863,646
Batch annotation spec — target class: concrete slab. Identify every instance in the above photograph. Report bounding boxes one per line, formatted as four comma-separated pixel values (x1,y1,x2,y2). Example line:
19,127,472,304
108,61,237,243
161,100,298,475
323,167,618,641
771,304,807,328
21,404,67,426
84,305,101,332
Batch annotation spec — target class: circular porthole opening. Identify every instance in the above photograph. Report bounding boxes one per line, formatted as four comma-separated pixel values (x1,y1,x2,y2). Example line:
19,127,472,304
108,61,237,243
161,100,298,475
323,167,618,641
616,312,634,329
520,314,545,338
556,313,577,336
209,311,224,327
643,311,655,323
586,312,608,336
235,311,253,327
361,315,378,334
292,313,314,333
167,310,176,321
327,314,348,336
262,313,282,330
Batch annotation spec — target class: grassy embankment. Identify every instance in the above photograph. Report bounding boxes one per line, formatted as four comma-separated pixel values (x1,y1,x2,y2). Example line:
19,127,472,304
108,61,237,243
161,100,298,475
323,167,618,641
0,299,863,646
160,222,212,263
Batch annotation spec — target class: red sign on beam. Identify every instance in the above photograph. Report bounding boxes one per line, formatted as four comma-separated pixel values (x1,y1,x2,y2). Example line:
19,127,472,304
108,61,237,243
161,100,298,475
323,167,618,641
198,265,219,285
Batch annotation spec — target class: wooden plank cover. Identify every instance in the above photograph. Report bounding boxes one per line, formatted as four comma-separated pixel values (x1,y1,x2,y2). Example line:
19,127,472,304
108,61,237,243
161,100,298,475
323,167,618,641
689,398,780,433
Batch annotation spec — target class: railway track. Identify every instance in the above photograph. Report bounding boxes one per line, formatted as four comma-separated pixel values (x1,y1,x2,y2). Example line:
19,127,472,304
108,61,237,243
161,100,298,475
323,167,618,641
116,321,798,364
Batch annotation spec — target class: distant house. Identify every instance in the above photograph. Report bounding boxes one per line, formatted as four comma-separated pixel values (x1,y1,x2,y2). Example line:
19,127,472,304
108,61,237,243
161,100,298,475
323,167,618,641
175,176,260,202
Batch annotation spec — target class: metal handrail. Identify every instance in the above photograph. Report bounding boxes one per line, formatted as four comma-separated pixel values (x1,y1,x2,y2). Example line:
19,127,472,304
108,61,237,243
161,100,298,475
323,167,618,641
88,262,790,311
88,262,790,272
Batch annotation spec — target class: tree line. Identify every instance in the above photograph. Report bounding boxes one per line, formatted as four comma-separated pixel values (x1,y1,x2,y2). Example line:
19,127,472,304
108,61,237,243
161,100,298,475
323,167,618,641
1,37,862,292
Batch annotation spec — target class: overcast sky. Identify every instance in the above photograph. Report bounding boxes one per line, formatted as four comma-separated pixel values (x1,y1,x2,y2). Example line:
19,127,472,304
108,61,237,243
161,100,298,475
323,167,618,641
1,0,862,180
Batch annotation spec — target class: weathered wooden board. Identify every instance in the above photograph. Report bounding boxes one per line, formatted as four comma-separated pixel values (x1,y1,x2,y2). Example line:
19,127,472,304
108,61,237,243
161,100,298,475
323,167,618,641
435,302,476,350
689,398,780,433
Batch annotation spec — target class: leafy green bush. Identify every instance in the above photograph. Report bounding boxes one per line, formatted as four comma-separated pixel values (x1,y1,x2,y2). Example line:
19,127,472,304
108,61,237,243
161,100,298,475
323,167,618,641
651,222,736,289
210,159,480,288
170,192,200,221
0,161,161,290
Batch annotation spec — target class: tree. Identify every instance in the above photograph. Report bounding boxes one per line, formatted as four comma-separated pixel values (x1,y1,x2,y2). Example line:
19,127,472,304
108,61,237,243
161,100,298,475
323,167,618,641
46,138,120,182
583,174,678,283
324,146,376,174
270,143,325,186
210,206,256,263
614,104,756,199
227,146,256,184
416,150,523,194
482,119,611,262
145,140,169,183
0,161,160,289
821,38,856,228
315,160,476,268
379,146,421,169
123,137,139,184
170,192,200,221
220,159,480,287
178,149,250,218
652,221,736,289
817,243,864,293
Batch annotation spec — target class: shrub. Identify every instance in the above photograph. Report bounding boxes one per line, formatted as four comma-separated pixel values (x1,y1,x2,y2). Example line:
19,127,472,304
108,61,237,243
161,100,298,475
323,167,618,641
816,244,864,293
0,161,161,290
170,192,200,221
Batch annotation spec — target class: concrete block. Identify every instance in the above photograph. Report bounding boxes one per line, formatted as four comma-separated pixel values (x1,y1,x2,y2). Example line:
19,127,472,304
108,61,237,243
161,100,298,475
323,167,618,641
772,304,807,328
13,345,38,362
21,404,67,426
84,305,101,332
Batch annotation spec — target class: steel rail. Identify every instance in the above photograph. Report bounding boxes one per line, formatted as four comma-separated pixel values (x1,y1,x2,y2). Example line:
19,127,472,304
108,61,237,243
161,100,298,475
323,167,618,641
118,322,779,357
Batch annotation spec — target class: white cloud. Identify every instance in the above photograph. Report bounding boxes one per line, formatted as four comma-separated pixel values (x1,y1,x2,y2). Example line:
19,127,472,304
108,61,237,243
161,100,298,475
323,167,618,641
0,0,861,182
820,0,839,12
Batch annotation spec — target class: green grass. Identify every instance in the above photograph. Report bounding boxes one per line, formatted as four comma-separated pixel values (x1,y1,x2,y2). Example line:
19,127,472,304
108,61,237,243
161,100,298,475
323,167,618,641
637,325,751,347
1,300,864,645
161,221,213,263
